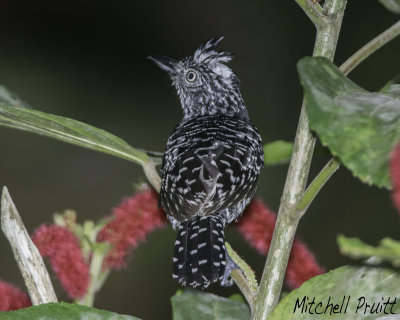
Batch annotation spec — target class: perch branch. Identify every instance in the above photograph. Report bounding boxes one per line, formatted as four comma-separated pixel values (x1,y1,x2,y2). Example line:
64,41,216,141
143,160,161,192
1,186,58,305
226,242,258,313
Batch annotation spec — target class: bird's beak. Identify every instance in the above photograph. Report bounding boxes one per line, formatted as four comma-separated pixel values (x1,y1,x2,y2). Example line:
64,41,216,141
148,55,177,76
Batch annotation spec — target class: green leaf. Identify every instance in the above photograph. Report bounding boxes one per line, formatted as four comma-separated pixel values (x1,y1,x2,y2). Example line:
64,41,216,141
0,302,141,320
0,104,149,165
381,75,400,97
0,85,31,109
298,57,400,188
228,294,246,304
379,0,400,14
264,140,293,165
171,290,251,320
338,234,400,267
269,266,400,320
382,84,400,97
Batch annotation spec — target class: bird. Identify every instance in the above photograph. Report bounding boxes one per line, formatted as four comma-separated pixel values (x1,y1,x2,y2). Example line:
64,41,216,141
149,37,264,288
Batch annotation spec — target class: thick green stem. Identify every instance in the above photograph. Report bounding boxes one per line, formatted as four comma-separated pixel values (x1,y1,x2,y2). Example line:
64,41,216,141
252,1,346,319
294,0,326,28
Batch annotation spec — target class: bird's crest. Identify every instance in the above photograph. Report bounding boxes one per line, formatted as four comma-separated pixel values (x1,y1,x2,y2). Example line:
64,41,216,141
192,37,235,79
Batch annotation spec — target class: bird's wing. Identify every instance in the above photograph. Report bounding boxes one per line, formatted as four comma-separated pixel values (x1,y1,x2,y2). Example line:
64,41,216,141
159,116,263,222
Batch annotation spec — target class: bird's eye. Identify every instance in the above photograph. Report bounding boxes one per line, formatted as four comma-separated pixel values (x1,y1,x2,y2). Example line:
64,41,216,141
185,70,197,82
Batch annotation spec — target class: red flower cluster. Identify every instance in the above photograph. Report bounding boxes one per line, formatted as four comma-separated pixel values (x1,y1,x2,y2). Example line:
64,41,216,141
286,239,325,288
237,198,324,288
31,225,90,299
391,143,400,212
0,280,31,311
97,189,167,269
0,280,32,311
237,198,276,254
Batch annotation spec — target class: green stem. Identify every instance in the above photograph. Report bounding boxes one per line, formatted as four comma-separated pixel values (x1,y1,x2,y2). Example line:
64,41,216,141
294,0,326,27
75,222,112,307
296,157,340,214
78,246,108,307
94,269,111,293
340,19,400,76
252,1,346,319
225,242,258,313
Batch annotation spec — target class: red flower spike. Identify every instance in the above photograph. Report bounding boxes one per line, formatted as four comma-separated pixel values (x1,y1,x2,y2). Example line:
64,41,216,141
237,198,277,255
32,225,90,299
0,280,31,311
390,143,400,212
97,189,167,269
286,239,325,288
237,198,324,289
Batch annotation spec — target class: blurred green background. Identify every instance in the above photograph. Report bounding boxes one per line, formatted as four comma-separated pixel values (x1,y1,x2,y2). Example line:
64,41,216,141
0,0,399,319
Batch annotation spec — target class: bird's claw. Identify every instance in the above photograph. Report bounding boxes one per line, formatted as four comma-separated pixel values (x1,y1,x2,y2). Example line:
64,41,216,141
220,252,239,287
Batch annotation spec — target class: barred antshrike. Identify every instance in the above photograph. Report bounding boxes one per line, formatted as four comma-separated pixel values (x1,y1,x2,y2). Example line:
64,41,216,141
149,37,264,288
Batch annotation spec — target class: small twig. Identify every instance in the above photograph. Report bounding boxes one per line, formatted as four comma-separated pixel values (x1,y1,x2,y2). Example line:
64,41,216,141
143,160,161,192
230,269,256,311
225,242,258,312
1,186,58,305
226,243,258,291
296,157,340,214
340,20,400,76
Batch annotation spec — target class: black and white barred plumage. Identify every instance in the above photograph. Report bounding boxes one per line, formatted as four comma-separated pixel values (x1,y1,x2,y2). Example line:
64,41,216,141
149,37,264,288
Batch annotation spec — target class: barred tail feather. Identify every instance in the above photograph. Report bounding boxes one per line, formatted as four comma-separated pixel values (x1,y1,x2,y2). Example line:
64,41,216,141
172,216,226,288
172,220,189,283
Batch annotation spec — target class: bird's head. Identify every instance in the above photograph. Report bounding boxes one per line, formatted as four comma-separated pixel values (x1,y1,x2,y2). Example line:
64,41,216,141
149,37,248,119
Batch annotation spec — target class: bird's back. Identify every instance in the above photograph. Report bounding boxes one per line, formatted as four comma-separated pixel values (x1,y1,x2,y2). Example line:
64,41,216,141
160,114,264,229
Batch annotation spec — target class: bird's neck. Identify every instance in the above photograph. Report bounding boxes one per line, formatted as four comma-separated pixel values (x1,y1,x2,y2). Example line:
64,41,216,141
181,90,249,120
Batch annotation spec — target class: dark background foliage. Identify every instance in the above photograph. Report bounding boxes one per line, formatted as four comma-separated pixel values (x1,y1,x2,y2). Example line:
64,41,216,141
0,1,399,319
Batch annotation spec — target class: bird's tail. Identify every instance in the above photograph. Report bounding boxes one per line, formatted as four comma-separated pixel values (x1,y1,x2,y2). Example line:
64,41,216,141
172,215,226,288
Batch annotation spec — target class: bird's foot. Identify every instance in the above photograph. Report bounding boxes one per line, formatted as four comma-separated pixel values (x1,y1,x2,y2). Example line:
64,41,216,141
220,252,239,287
